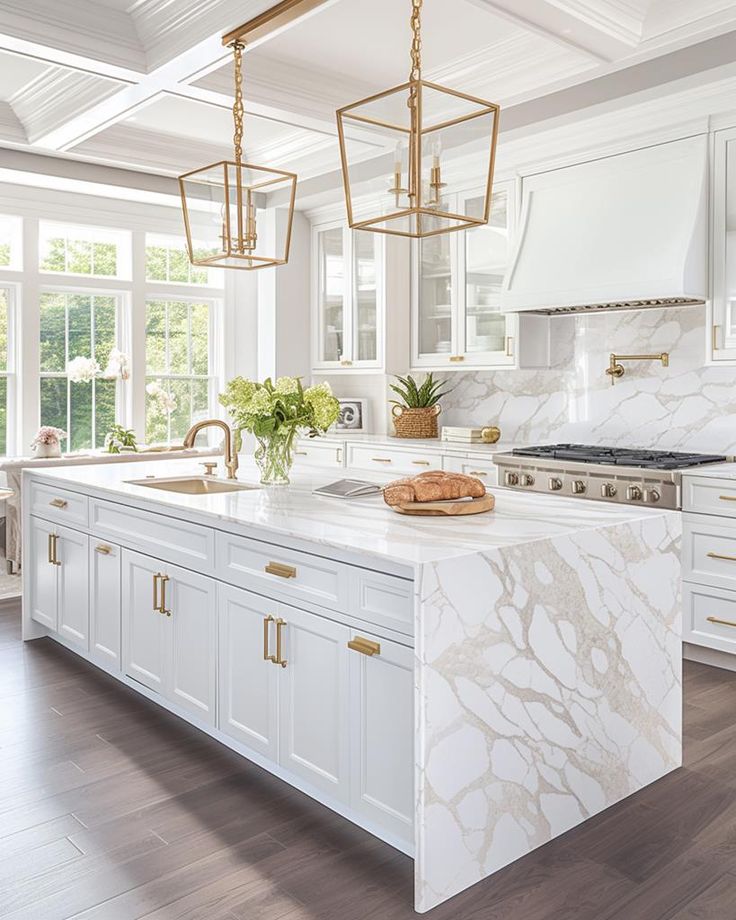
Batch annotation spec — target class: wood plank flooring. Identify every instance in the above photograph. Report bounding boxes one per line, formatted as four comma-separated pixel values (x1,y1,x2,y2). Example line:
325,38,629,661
3,603,736,919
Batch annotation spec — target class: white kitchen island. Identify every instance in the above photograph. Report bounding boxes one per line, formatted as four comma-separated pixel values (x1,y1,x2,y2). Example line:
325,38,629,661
22,459,682,913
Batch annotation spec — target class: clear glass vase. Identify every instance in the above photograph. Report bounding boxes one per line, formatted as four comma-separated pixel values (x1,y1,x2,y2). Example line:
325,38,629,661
254,429,296,485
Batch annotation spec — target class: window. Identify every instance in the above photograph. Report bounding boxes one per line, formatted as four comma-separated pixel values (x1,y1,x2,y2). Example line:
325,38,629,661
0,286,14,455
39,292,120,452
145,298,214,445
0,215,21,269
145,234,222,287
39,222,129,279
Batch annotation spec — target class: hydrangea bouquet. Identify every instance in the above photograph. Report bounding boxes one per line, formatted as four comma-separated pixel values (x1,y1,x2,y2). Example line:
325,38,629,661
219,376,339,485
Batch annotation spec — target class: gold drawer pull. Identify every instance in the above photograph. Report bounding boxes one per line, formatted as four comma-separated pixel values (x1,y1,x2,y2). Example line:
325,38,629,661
49,498,68,509
263,614,275,662
720,495,736,502
372,457,392,463
348,637,381,657
153,573,162,612
294,451,308,456
468,470,488,477
273,618,287,667
95,544,112,555
412,460,431,466
707,616,736,628
47,532,60,566
265,562,297,579
707,552,736,562
160,574,170,616
449,355,464,363
340,359,353,367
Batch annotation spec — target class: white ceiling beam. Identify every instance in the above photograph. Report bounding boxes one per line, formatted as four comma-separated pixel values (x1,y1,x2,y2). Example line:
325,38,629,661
0,33,142,83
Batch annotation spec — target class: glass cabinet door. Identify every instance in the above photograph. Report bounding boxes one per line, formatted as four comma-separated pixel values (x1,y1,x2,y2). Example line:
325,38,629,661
352,231,378,363
317,226,345,364
416,232,455,360
713,127,736,360
462,188,511,359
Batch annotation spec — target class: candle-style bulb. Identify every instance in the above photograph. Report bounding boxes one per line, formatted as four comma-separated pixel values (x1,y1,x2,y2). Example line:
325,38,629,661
432,137,442,165
394,140,403,169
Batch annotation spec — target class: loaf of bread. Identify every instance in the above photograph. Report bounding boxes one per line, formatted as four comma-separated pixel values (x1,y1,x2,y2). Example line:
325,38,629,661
383,470,486,506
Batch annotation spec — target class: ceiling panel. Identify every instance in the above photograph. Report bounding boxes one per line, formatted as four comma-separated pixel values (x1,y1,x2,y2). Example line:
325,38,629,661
0,50,49,101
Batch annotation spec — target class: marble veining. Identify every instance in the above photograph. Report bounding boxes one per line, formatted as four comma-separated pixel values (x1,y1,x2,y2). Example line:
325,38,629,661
414,512,682,912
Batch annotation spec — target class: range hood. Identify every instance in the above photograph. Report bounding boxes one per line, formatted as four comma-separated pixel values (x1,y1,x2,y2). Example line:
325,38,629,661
500,135,708,315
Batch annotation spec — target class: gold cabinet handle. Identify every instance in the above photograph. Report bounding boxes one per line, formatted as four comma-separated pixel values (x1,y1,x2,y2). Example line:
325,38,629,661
449,355,464,363
707,615,736,628
47,532,55,565
348,636,381,656
160,574,171,617
274,618,287,668
49,498,68,509
340,359,353,367
412,460,431,466
95,544,112,555
49,533,61,566
372,457,392,463
294,451,308,456
707,552,736,562
263,614,276,662
720,495,736,502
468,470,488,477
264,562,297,579
153,573,162,612
713,324,720,352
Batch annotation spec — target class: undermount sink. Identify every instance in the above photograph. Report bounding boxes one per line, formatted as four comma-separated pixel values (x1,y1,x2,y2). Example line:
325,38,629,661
127,476,258,495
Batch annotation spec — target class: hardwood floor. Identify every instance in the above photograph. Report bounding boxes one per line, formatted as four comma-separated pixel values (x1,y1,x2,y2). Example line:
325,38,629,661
3,604,736,919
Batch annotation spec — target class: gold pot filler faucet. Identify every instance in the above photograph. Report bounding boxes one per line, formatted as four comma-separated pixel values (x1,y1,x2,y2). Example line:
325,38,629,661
183,419,239,480
605,352,669,385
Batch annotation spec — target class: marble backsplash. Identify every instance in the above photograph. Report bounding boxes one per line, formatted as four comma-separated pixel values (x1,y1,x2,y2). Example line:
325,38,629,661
440,305,736,454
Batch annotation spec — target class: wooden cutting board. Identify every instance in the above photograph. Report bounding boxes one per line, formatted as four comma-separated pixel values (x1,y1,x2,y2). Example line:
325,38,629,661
391,493,495,516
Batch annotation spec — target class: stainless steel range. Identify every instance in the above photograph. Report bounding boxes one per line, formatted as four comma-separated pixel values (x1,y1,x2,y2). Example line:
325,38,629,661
494,444,729,510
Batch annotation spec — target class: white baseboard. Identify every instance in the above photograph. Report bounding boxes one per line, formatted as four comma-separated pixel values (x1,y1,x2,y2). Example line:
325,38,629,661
684,642,736,673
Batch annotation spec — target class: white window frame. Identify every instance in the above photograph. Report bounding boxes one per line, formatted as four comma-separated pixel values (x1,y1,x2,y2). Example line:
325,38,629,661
144,294,220,445
0,282,18,456
38,220,132,281
38,286,127,452
144,232,224,288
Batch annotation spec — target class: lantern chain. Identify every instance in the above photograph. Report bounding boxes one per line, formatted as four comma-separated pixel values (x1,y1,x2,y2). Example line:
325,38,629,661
232,40,245,166
409,0,422,82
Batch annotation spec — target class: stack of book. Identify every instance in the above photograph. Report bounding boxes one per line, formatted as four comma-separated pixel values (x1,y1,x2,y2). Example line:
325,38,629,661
441,426,500,444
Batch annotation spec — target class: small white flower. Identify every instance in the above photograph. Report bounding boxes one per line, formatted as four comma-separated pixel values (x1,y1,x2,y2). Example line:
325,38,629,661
147,381,176,413
67,355,100,383
102,348,130,380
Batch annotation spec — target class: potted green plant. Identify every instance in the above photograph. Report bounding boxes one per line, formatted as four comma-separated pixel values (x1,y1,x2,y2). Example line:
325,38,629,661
390,373,451,439
104,424,138,454
219,376,340,485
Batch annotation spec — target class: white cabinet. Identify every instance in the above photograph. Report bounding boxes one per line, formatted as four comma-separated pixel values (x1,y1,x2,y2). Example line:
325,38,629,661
348,629,414,845
218,584,279,760
293,439,345,469
312,221,384,371
412,182,518,369
442,454,499,486
122,549,217,725
28,516,89,650
89,540,121,669
346,442,442,475
278,602,351,801
711,126,736,361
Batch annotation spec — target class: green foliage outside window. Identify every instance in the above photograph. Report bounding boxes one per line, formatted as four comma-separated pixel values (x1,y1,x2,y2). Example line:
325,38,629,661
40,233,118,277
145,238,212,286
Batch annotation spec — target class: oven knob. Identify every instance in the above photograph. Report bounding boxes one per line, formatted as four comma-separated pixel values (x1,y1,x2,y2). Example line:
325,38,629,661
571,480,586,494
520,474,535,487
644,489,661,503
504,471,519,486
548,477,563,491
626,485,643,501
601,483,617,498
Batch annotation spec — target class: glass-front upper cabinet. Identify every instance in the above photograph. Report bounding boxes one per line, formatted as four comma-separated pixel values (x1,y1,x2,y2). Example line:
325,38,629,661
412,180,517,369
312,222,383,370
712,127,736,361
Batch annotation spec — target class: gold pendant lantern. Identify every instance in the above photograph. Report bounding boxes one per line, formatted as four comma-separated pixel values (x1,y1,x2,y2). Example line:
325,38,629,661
336,0,500,238
178,41,297,270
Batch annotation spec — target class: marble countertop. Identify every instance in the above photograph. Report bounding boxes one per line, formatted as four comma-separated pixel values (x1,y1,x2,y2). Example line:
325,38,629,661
0,445,219,472
27,457,679,567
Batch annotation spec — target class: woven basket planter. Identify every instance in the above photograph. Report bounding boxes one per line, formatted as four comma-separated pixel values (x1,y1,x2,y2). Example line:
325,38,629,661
392,404,441,439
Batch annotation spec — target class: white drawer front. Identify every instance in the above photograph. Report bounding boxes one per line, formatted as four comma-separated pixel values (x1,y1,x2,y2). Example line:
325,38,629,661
90,499,214,573
349,569,414,636
293,441,345,469
684,582,736,654
442,455,498,485
216,531,350,613
29,481,88,529
347,444,441,475
683,514,736,591
683,476,736,518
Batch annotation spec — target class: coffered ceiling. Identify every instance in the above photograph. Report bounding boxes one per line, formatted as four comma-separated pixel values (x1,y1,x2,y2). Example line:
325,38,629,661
1,0,736,207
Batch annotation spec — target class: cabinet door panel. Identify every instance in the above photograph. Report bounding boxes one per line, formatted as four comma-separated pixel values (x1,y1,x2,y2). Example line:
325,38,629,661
167,564,216,726
122,550,166,694
218,584,278,759
28,516,57,631
349,631,414,843
278,604,350,801
57,526,89,651
90,540,121,669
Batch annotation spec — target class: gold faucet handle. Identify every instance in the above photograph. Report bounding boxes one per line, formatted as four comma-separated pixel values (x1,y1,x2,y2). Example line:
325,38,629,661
201,461,218,476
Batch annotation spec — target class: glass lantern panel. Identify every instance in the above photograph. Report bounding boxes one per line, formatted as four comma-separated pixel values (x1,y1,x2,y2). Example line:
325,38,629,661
353,231,378,362
420,82,492,132
465,190,509,354
318,226,345,363
418,232,452,357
